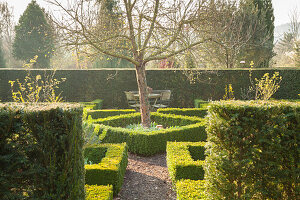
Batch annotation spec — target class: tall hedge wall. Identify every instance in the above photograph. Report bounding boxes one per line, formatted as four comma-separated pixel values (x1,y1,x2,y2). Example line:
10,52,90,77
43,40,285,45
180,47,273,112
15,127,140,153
0,103,85,199
0,68,299,108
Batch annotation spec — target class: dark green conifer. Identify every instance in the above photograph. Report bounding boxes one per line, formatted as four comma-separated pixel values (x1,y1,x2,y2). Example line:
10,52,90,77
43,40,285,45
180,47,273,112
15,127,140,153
13,0,54,68
240,0,274,67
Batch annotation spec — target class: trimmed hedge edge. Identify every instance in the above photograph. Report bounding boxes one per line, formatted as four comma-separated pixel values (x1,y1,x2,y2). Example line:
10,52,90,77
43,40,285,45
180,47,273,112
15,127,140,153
84,143,128,196
85,185,113,200
91,112,207,156
166,141,206,183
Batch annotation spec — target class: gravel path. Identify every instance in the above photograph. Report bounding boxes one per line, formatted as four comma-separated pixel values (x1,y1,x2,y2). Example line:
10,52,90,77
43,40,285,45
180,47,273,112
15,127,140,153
114,153,177,200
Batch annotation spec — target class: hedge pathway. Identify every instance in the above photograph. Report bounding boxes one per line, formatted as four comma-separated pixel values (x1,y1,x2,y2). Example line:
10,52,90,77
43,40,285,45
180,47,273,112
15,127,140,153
114,153,176,200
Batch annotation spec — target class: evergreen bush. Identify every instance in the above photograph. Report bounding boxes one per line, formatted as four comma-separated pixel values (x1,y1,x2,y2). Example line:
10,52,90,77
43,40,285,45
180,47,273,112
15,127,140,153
0,103,84,199
205,100,299,200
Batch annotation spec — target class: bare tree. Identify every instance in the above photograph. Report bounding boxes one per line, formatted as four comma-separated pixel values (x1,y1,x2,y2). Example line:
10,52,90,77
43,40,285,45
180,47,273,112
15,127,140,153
46,0,214,127
0,2,15,67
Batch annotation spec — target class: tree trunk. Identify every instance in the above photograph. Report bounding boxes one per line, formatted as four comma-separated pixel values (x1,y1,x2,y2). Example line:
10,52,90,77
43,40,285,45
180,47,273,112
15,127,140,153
135,63,151,128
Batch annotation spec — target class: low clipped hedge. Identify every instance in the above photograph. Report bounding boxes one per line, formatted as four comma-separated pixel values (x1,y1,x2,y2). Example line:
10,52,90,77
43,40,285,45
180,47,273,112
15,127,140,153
205,100,300,200
176,179,206,200
92,113,207,156
87,109,136,119
157,108,208,118
0,103,85,199
166,141,206,183
85,185,113,200
194,99,209,109
80,99,103,110
84,143,128,196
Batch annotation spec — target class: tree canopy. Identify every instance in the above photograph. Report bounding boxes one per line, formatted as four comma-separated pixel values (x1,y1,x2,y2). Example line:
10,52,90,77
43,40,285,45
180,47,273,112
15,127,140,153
13,0,54,68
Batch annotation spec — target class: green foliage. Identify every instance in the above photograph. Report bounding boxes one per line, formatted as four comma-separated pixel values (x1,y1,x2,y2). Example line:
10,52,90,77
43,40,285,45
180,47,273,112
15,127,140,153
0,103,85,199
13,0,54,68
87,109,135,119
84,143,128,196
157,107,208,118
81,99,103,111
85,185,113,200
240,0,274,67
166,142,206,183
0,40,6,68
176,180,206,200
82,118,103,146
205,100,299,200
126,122,161,132
194,99,209,109
92,112,207,156
84,146,107,164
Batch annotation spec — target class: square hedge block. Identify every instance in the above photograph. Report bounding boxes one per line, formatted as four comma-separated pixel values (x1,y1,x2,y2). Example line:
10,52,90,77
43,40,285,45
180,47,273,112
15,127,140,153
85,185,113,200
84,143,128,196
166,141,206,183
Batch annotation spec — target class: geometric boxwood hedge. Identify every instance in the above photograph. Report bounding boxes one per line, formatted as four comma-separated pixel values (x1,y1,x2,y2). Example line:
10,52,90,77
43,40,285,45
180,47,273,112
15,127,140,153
92,112,207,156
87,109,136,119
84,143,128,196
85,185,113,200
80,99,103,110
175,179,206,200
157,108,208,118
166,141,206,183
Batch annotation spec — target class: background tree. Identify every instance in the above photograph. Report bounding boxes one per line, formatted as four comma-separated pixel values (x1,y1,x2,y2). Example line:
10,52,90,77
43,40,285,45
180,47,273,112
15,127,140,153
294,40,300,67
47,0,217,127
0,40,5,68
239,0,274,67
0,2,14,68
92,0,133,68
190,0,264,68
13,0,54,68
273,8,299,67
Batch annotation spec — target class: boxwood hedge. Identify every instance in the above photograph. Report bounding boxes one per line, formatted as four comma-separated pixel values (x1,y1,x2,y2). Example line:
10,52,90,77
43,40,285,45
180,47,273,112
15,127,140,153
85,185,113,200
176,179,206,200
84,143,128,196
87,109,136,119
205,100,300,200
194,99,210,109
157,108,208,118
80,99,103,110
166,141,206,183
91,113,207,156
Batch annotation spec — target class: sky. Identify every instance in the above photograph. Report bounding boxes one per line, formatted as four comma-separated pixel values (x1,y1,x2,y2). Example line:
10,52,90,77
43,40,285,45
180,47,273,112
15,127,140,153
2,0,300,26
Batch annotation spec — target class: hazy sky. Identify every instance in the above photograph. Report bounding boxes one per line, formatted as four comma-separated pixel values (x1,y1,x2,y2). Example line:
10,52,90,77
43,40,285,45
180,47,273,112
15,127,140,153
2,0,300,26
